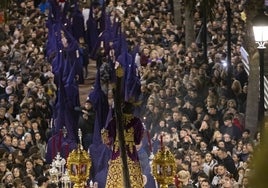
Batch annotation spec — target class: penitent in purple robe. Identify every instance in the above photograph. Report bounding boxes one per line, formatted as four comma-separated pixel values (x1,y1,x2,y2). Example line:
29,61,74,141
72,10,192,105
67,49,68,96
105,113,145,188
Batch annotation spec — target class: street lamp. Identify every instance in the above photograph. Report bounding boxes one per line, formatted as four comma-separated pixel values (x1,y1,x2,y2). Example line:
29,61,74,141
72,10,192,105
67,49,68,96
252,10,268,123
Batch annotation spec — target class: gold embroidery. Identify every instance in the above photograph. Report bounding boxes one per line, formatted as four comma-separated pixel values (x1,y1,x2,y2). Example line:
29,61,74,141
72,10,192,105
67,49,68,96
114,127,135,153
105,157,144,188
125,127,135,153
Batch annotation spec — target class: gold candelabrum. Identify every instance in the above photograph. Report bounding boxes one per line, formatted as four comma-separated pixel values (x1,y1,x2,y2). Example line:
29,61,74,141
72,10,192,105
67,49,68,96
152,144,176,188
67,129,91,188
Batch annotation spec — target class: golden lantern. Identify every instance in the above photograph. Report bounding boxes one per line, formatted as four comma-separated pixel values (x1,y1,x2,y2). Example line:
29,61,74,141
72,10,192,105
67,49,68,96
152,144,176,188
66,129,91,188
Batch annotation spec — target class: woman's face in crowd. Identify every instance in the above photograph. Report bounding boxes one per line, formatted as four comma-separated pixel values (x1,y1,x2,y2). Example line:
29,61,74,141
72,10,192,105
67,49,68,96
159,120,165,127
13,167,20,178
205,153,212,162
26,161,33,170
214,132,222,141
232,154,239,162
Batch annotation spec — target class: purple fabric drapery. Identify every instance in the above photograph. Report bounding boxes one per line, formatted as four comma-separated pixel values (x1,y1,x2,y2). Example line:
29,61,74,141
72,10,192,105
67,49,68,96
45,0,83,163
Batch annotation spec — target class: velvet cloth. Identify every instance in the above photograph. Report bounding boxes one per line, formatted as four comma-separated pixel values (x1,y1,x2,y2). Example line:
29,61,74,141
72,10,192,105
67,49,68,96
106,116,144,161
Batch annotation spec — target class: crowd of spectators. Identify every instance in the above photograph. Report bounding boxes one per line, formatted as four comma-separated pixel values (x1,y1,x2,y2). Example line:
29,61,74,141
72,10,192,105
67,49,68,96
127,0,257,187
0,0,57,187
0,0,260,187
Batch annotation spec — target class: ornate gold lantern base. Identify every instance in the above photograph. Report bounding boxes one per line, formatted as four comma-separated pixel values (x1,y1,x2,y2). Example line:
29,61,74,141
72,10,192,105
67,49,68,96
152,146,176,188
67,129,91,188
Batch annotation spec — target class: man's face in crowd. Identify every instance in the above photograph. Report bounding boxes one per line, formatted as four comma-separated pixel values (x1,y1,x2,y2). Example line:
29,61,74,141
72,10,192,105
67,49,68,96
217,165,226,176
